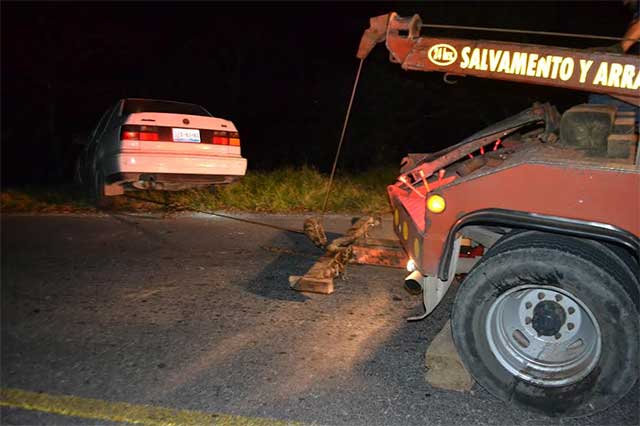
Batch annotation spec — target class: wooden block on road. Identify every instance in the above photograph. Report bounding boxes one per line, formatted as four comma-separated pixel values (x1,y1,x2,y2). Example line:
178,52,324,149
289,275,334,294
425,320,474,392
289,253,336,294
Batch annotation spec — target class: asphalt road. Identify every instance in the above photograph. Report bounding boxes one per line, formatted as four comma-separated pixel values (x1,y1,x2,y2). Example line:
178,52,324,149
2,213,638,426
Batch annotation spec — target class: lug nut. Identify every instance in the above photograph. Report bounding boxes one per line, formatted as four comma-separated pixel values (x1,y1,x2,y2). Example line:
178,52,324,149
525,302,532,309
525,316,532,324
554,333,562,340
568,307,575,315
555,294,563,302
538,292,545,300
567,323,575,330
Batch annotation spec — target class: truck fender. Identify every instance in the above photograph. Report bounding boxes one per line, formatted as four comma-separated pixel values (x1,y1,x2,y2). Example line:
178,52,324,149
438,208,639,282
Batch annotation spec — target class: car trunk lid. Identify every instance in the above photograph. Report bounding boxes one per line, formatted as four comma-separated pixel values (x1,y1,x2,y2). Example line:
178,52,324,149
122,112,241,155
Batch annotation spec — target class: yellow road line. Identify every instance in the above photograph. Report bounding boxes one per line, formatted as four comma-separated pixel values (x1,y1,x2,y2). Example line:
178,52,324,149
1,388,300,426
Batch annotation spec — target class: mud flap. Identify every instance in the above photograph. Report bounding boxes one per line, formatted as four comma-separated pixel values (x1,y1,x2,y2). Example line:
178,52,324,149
408,236,462,321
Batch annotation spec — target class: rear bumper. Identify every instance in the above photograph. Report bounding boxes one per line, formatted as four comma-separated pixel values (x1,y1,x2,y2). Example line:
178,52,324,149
104,152,247,181
106,172,242,185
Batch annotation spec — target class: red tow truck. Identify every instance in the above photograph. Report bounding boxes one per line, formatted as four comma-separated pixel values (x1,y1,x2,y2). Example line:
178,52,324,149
356,11,639,417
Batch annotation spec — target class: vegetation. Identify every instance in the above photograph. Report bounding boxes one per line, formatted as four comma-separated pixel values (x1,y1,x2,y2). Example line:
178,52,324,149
1,166,397,215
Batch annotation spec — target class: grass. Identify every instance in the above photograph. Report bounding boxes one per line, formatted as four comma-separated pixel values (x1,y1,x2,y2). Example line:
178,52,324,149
1,184,96,214
1,166,397,215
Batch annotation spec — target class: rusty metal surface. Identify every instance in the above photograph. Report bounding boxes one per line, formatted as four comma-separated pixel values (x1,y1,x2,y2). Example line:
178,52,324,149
351,241,408,269
292,216,383,294
303,217,328,249
399,104,557,179
359,237,405,248
356,14,390,60
457,156,487,177
290,235,408,294
449,143,639,191
326,216,381,253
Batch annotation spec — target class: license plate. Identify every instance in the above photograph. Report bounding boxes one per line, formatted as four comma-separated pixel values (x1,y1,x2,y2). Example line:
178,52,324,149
172,128,201,143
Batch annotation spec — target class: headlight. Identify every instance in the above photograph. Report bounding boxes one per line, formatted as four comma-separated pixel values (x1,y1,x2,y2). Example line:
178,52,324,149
406,259,417,272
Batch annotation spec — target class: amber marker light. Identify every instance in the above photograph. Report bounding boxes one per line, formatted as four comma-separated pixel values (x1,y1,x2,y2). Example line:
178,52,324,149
427,194,446,213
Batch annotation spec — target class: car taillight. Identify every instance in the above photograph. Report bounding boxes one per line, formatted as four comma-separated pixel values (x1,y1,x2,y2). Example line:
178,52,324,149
122,130,139,140
229,132,241,146
212,131,229,145
121,125,159,141
139,132,159,141
211,131,241,146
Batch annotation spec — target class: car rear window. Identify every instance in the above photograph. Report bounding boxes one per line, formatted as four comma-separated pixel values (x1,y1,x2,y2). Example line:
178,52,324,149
123,99,212,117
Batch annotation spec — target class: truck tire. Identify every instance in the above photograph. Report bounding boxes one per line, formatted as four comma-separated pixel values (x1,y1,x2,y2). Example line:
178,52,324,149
451,231,639,417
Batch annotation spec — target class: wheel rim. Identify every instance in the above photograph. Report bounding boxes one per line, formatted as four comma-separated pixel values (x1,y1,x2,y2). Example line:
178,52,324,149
486,285,601,387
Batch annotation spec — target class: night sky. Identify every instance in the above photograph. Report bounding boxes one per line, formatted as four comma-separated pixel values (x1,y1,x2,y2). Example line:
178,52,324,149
2,1,632,185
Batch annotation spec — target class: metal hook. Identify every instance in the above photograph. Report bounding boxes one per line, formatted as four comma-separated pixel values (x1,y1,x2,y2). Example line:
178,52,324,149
443,73,465,85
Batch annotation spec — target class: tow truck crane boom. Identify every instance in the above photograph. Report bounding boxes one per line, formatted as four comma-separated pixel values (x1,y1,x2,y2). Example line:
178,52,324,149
357,12,639,105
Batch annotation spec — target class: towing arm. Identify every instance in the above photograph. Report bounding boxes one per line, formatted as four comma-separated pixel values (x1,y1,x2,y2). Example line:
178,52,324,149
357,12,640,106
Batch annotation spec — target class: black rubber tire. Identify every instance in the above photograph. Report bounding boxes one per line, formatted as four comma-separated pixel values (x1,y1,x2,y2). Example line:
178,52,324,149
604,242,640,302
91,170,114,210
490,231,639,308
451,231,639,417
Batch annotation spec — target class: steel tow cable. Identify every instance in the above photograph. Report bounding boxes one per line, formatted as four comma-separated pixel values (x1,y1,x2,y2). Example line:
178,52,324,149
122,193,305,235
319,58,365,222
421,23,631,42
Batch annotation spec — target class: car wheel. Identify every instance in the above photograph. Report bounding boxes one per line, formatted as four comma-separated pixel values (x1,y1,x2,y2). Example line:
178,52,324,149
92,170,113,209
451,231,639,417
